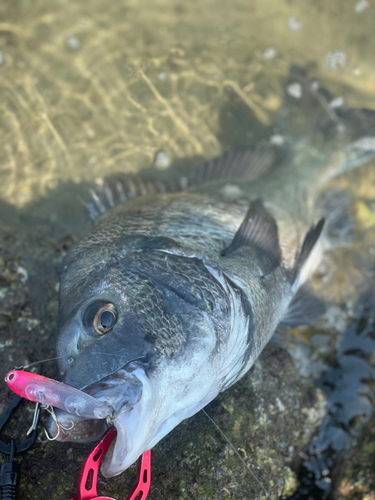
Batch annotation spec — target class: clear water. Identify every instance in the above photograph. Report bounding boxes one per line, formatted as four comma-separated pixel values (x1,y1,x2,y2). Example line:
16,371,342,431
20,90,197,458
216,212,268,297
1,0,375,215
0,0,375,498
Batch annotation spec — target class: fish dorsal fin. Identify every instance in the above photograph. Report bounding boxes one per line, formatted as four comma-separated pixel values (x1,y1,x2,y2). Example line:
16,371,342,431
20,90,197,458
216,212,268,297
84,147,277,221
84,174,181,221
293,218,325,285
188,146,277,185
281,284,326,326
222,200,281,276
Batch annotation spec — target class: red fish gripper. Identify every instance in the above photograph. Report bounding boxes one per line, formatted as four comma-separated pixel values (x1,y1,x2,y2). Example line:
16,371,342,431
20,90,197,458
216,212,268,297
70,427,151,500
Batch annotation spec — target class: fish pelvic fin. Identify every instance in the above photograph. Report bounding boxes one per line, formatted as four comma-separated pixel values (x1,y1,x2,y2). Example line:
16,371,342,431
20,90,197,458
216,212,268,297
278,66,375,175
268,325,291,349
222,199,281,276
281,284,326,327
269,284,325,348
293,218,325,287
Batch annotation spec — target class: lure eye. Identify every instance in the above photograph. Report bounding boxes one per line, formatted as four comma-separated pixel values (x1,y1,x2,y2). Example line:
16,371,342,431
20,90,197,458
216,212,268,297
84,302,118,336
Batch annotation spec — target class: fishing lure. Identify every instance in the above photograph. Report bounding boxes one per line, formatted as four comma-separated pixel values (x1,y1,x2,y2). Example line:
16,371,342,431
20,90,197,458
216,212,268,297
6,371,113,420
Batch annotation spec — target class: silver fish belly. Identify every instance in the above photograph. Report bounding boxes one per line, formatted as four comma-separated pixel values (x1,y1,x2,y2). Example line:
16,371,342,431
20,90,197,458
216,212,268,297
48,67,375,477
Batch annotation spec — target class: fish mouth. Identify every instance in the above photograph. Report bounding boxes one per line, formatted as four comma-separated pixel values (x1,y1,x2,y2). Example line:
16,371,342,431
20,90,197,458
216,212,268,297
46,364,155,477
47,364,220,477
46,365,144,458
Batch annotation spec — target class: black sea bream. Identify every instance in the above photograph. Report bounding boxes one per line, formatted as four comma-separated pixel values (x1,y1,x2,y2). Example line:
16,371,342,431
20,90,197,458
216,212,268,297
48,67,375,477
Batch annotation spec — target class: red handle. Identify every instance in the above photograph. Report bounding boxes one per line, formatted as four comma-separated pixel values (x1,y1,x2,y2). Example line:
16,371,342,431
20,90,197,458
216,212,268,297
70,427,151,500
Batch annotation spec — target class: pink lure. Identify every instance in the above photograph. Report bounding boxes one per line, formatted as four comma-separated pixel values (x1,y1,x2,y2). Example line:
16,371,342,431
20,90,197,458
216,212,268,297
6,370,113,420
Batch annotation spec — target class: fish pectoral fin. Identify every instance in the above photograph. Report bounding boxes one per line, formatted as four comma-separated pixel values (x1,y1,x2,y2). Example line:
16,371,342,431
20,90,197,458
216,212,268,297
281,284,326,327
221,199,281,276
293,218,325,285
269,325,291,349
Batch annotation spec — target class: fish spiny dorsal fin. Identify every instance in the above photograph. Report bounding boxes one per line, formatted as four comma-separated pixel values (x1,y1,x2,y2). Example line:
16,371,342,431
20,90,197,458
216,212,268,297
293,218,325,285
84,175,170,222
222,199,281,276
85,146,278,222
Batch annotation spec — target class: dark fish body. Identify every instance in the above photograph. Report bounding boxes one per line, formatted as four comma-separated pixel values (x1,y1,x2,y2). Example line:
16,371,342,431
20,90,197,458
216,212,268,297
50,67,375,476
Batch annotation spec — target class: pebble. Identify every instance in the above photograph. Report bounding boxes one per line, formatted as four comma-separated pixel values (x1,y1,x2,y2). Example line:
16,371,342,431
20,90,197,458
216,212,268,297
287,82,303,99
354,0,370,12
154,150,171,170
330,96,344,108
287,16,302,31
66,35,81,51
269,134,285,145
324,50,347,71
262,47,277,60
16,266,28,284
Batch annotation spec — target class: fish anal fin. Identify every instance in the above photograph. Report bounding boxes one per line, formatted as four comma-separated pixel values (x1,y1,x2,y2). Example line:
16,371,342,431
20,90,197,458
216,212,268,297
222,199,281,276
281,284,326,327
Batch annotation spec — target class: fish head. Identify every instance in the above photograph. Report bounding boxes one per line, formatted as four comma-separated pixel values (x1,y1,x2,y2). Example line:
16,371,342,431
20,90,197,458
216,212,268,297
50,236,231,476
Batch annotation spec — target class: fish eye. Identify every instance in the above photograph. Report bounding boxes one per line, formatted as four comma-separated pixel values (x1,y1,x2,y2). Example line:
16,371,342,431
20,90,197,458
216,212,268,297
84,302,118,336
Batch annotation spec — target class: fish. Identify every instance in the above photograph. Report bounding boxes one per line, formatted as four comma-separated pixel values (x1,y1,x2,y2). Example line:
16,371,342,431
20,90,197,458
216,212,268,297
47,66,375,477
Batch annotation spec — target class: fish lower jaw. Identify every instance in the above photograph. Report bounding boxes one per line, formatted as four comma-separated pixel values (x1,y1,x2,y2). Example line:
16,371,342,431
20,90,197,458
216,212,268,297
101,385,220,478
101,403,141,477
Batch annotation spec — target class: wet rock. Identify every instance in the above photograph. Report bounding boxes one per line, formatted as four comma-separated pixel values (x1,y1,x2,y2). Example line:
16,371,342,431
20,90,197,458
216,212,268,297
332,413,375,499
0,227,327,500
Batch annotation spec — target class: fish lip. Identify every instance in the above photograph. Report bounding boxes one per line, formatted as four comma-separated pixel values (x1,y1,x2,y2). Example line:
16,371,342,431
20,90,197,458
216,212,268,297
49,364,144,443
100,369,150,477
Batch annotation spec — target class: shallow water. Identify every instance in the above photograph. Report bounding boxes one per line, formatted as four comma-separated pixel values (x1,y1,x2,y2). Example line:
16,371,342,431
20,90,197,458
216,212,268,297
1,0,375,213
0,1,375,499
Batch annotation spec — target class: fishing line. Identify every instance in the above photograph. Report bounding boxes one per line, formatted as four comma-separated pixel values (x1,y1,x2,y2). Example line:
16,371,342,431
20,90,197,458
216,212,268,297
202,409,269,498
15,356,65,370
16,351,133,371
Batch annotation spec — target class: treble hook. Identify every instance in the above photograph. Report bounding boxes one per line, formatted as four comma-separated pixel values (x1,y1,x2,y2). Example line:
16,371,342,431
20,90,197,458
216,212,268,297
43,406,74,441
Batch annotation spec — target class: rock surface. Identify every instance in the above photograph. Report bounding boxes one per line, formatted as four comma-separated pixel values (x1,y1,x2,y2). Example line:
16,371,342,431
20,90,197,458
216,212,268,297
332,414,375,500
0,226,327,500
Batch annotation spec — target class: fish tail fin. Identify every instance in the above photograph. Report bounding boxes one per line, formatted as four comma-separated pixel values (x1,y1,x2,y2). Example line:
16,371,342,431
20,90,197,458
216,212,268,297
278,66,375,175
